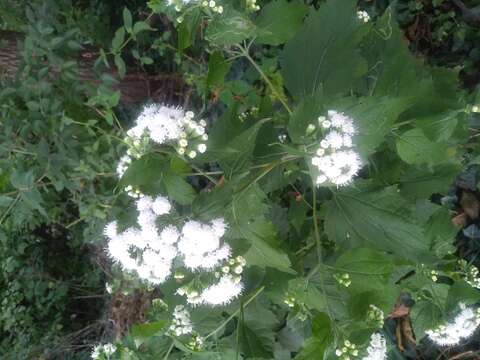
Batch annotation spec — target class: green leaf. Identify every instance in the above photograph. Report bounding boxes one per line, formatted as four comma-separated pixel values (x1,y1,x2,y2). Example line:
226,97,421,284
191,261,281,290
295,313,332,360
123,8,133,32
131,320,167,345
424,206,457,258
282,0,367,100
415,110,461,142
205,10,256,46
255,0,308,46
288,94,324,143
10,170,34,190
207,112,268,174
111,27,126,52
324,182,433,262
114,55,127,78
133,21,153,35
335,248,395,294
400,163,461,199
206,52,231,89
344,96,412,157
162,173,196,205
242,219,295,274
0,195,13,208
396,128,454,165
177,10,201,49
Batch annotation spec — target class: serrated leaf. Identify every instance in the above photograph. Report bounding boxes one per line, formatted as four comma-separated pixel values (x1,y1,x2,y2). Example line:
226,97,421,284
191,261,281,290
206,52,231,89
344,96,412,157
162,173,196,205
396,128,453,165
335,248,395,293
255,0,308,46
282,0,367,100
416,110,461,142
295,313,332,360
242,219,295,274
205,10,256,46
400,163,461,199
324,182,433,262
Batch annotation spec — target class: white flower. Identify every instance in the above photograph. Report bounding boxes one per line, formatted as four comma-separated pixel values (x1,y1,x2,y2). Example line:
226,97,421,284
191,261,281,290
178,219,231,270
197,143,207,153
196,275,243,306
152,195,172,215
169,305,193,335
426,304,480,346
362,333,386,360
325,131,344,149
179,139,188,147
116,155,131,177
91,343,116,359
357,10,370,23
312,111,361,187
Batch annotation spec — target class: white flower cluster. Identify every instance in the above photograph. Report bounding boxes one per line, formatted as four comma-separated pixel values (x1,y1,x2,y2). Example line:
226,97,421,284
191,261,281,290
104,195,178,284
426,303,480,346
362,333,387,360
91,343,116,359
177,219,231,270
169,305,193,336
177,255,246,306
105,198,245,305
116,104,208,178
312,111,362,186
357,10,370,23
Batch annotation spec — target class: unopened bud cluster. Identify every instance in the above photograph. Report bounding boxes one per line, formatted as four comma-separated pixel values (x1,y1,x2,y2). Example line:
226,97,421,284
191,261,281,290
357,10,370,23
334,273,351,287
458,260,480,289
201,0,224,14
367,304,384,328
188,334,205,350
246,0,260,11
215,255,246,279
335,340,358,359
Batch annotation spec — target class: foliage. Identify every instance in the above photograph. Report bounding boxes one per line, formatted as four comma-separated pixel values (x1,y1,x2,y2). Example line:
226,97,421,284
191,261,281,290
2,0,480,359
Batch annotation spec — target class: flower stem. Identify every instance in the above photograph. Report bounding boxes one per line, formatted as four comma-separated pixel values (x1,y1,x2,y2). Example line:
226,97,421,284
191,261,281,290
239,46,292,116
204,285,265,340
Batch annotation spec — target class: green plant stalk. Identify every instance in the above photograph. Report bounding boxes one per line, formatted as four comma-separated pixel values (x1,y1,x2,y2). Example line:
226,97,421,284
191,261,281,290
204,285,265,340
239,46,293,116
311,180,338,338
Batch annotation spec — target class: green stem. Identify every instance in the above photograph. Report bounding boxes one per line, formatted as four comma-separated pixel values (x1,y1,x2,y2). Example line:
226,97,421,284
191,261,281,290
240,47,292,115
204,285,265,340
311,181,337,337
163,340,175,360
